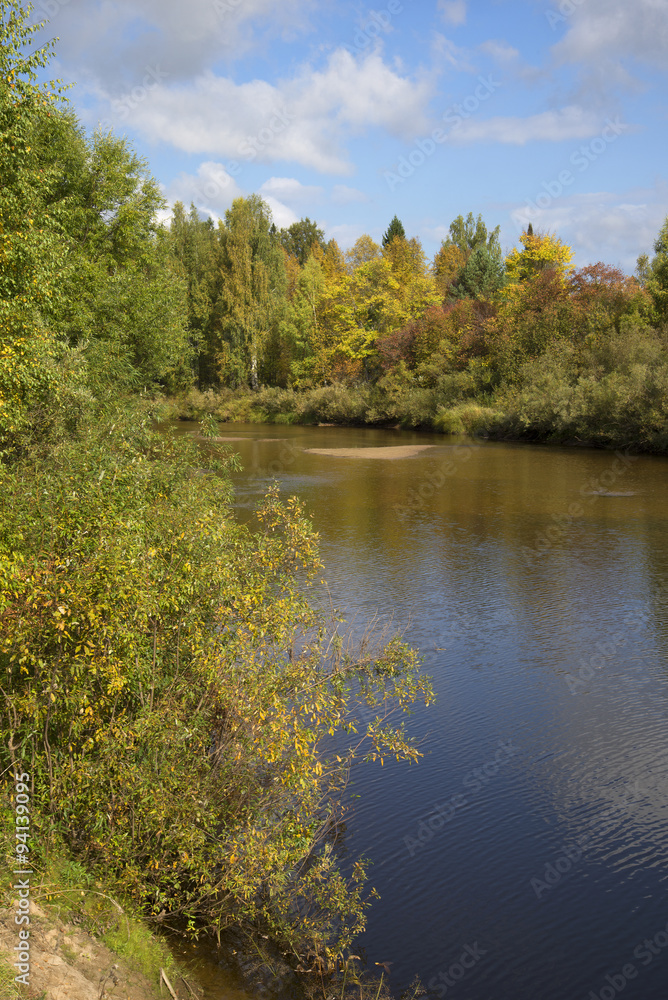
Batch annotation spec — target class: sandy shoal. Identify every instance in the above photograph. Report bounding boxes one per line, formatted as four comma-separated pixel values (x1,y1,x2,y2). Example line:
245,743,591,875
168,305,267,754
303,445,437,459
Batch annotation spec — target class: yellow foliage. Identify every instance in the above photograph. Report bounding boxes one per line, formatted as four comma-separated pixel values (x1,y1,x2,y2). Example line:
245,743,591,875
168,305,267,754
0,412,433,965
505,229,574,286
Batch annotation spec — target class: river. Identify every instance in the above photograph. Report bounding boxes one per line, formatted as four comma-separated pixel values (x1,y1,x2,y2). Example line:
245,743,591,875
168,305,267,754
178,422,668,999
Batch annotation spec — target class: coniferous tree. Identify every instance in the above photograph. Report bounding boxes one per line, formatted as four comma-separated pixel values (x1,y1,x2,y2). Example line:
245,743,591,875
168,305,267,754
434,213,502,301
382,215,406,247
450,246,506,300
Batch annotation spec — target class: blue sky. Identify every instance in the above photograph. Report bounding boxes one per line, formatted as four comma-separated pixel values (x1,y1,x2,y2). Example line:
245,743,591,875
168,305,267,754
30,0,668,271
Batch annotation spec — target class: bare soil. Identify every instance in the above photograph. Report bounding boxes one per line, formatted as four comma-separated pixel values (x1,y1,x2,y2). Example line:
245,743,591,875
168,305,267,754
0,901,170,1000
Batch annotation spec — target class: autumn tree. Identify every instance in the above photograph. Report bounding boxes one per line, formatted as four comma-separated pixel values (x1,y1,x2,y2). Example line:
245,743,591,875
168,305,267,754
568,263,649,338
647,216,668,323
345,233,382,271
283,252,326,386
1,0,193,446
446,212,501,257
48,127,192,393
314,235,441,379
505,228,574,285
485,227,576,382
432,242,467,297
169,202,219,385
433,212,501,299
214,195,288,389
1,404,434,971
383,235,441,318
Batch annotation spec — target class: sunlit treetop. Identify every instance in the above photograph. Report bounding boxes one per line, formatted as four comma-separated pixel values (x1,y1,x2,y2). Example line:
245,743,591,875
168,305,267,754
505,228,575,285
0,0,67,101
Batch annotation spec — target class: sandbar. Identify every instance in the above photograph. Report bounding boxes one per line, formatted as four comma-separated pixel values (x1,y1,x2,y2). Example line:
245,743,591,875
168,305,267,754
303,445,436,459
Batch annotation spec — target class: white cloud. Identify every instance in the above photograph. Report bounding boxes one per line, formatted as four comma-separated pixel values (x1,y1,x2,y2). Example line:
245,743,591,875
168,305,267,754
93,49,432,173
431,33,475,71
324,222,370,250
508,185,668,271
162,161,244,221
331,185,369,205
259,177,324,205
438,0,467,27
260,197,299,229
445,106,603,145
479,40,520,64
421,224,450,245
553,0,668,70
161,163,306,229
33,0,316,85
551,0,668,99
292,49,432,137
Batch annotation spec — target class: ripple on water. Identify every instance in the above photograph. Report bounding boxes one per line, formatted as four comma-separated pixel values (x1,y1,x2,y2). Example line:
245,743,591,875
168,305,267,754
195,427,668,998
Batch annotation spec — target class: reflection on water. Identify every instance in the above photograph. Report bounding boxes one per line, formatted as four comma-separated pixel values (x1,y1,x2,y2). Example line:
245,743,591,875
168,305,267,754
177,422,668,998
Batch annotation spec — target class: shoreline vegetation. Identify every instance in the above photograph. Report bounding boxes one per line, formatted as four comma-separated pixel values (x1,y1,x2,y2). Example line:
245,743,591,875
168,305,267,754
170,373,668,455
1,2,668,998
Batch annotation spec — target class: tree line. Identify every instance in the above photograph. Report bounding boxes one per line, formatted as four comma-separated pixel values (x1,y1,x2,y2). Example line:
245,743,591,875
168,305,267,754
3,0,668,457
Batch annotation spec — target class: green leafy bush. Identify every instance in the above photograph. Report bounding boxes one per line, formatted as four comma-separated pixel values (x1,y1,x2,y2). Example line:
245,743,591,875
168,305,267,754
434,403,507,436
0,403,432,970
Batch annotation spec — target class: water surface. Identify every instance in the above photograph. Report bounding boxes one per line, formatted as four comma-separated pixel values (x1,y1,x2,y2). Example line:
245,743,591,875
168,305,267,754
181,422,668,998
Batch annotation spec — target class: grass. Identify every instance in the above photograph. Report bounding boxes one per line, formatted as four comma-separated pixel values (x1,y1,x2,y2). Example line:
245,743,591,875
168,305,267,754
434,402,507,436
101,914,177,984
0,954,22,1000
0,812,179,995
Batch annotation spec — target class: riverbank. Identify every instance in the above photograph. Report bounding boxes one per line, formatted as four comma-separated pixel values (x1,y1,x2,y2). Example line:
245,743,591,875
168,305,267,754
171,383,668,454
0,835,404,1000
0,879,192,1000
0,407,430,1000
0,878,406,1000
